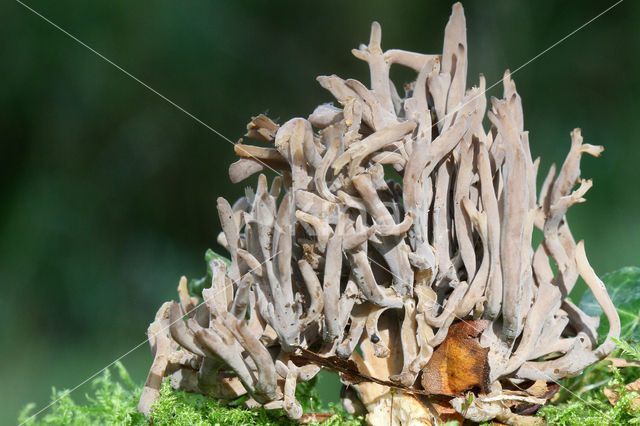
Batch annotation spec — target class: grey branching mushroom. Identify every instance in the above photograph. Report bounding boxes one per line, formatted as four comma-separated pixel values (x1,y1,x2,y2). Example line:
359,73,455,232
139,3,620,424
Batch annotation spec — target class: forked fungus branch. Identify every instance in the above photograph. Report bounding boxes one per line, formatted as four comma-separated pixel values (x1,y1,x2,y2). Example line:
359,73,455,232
138,3,620,424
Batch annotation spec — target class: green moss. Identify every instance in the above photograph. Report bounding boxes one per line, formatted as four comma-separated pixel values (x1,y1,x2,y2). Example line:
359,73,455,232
538,366,640,425
18,362,363,426
532,351,640,425
536,267,640,425
18,362,145,426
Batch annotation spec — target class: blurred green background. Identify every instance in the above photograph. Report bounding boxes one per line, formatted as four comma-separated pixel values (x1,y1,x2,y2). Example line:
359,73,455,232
1,0,638,423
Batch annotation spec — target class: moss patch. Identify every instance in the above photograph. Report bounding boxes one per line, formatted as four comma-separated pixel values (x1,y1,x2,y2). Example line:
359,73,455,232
18,362,363,426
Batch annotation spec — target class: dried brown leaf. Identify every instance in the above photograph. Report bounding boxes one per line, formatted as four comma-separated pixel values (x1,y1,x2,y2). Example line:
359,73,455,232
603,378,640,410
421,320,490,396
298,412,337,424
606,357,640,369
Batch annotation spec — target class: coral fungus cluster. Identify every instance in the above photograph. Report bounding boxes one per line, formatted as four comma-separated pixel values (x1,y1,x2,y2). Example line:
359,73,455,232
138,3,620,424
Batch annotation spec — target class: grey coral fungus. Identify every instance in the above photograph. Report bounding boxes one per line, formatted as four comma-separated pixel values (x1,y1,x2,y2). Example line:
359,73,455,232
139,3,620,424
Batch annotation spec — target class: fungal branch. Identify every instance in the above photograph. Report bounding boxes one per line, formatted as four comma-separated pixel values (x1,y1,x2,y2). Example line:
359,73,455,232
138,3,619,424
